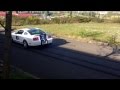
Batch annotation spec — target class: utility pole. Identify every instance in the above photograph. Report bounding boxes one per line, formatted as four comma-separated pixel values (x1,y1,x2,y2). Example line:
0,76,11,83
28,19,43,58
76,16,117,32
2,11,12,79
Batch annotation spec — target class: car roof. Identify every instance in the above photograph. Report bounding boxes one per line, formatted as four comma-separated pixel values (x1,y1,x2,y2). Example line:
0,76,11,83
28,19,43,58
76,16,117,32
17,28,40,31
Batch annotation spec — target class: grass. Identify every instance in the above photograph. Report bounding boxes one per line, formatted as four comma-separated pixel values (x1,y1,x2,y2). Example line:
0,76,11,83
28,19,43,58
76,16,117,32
12,22,120,43
10,68,34,79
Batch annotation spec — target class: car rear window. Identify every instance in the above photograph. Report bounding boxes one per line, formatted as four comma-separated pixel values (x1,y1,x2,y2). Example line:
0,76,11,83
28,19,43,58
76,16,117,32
28,29,45,35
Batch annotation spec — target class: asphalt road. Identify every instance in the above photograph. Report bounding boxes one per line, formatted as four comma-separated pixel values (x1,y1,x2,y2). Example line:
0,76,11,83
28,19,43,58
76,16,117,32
1,31,120,79
11,39,120,79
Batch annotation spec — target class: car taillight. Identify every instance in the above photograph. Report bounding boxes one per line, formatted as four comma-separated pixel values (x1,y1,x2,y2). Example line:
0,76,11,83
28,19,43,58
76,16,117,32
33,37,39,41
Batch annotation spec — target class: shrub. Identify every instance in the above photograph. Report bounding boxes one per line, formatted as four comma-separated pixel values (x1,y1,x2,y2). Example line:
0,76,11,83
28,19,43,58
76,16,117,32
12,16,27,26
0,17,5,25
90,17,104,23
51,18,60,24
5,15,106,26
50,16,92,24
111,18,120,23
107,34,118,46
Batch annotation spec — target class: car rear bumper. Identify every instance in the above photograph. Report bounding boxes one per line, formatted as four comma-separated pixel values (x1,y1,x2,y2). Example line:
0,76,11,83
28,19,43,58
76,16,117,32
47,38,53,44
28,38,53,46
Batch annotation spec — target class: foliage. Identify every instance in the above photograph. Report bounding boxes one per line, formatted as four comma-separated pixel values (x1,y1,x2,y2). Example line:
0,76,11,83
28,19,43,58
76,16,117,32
13,23,120,44
78,30,103,38
107,34,119,46
9,16,105,25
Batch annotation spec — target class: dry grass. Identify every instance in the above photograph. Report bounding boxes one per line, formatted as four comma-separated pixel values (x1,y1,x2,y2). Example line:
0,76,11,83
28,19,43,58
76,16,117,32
12,23,120,43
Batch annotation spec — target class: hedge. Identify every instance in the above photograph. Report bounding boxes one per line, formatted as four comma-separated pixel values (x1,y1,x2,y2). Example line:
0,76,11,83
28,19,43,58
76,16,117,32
1,15,120,26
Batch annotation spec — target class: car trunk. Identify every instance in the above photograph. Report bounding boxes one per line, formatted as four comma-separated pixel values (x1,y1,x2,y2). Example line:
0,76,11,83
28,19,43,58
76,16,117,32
40,33,47,41
39,33,48,45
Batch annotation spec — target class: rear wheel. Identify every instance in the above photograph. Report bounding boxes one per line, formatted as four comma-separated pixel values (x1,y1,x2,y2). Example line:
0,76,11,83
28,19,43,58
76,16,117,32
23,40,28,49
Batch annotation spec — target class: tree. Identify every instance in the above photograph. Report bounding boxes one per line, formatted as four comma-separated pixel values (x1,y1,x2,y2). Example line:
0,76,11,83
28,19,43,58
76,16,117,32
2,11,12,79
42,11,47,19
69,11,72,18
91,12,96,17
107,11,113,15
46,11,50,16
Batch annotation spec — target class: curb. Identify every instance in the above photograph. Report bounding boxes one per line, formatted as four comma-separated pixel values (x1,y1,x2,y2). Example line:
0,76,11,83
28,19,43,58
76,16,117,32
11,65,40,79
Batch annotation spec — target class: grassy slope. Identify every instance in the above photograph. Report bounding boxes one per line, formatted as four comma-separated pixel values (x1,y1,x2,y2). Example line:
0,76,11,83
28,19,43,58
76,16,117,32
13,23,120,43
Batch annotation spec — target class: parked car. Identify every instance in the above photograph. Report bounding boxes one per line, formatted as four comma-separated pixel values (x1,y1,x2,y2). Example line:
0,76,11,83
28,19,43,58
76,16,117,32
11,28,53,48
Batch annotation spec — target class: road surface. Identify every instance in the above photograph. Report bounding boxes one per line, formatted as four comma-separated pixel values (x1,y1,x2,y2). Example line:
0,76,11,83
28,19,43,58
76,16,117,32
1,31,120,79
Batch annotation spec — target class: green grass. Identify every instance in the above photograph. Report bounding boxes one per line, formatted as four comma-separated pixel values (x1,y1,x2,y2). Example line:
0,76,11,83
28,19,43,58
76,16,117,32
10,69,34,79
12,22,120,43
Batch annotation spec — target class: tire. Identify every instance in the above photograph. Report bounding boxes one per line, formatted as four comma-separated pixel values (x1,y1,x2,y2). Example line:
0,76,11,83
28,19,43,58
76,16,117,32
23,40,28,49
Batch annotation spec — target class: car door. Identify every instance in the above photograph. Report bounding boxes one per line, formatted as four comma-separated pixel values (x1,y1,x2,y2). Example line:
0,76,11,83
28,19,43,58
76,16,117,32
15,30,24,44
22,31,30,42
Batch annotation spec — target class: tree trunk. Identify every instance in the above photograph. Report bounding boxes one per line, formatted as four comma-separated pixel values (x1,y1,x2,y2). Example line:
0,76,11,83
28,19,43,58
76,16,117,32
2,11,12,79
70,11,72,18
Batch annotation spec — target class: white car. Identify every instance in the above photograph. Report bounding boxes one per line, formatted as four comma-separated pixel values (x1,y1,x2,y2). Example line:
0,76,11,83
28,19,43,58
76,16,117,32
11,28,53,48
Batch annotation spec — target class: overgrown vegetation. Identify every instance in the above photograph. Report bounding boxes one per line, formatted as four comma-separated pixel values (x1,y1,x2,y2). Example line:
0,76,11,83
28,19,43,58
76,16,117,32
0,15,120,25
78,30,103,38
1,13,120,45
13,23,120,45
0,16,105,26
107,34,120,46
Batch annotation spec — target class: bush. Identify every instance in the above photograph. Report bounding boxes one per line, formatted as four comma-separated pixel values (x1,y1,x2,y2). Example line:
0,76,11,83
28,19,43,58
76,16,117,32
90,17,104,23
39,19,51,24
107,34,118,46
5,15,120,26
51,18,60,24
25,16,40,25
3,15,105,26
74,16,91,23
60,17,70,24
50,16,92,24
0,17,5,25
12,16,27,26
112,18,120,23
